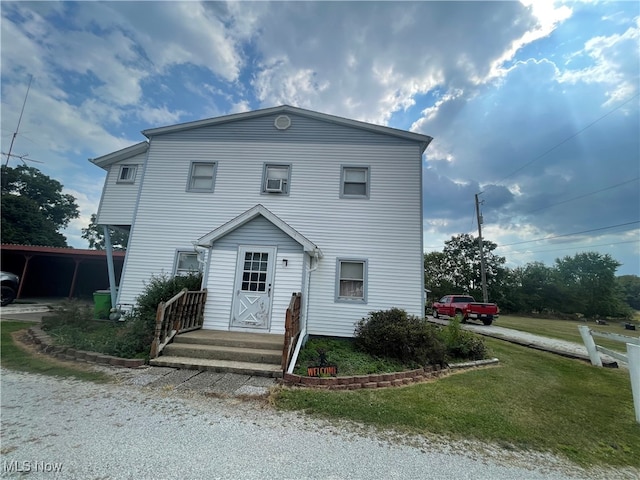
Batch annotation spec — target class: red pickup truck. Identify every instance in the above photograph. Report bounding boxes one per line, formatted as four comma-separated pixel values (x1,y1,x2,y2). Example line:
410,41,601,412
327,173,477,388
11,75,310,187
432,295,499,325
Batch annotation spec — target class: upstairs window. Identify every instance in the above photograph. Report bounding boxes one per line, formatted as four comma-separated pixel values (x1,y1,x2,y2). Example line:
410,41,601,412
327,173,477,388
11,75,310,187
174,251,201,276
341,166,369,198
117,165,137,184
188,162,217,192
262,164,291,194
336,259,367,303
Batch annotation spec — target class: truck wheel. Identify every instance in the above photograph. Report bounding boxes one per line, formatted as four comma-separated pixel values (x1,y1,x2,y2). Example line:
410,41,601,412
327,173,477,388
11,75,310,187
482,316,493,326
432,309,439,319
455,310,466,323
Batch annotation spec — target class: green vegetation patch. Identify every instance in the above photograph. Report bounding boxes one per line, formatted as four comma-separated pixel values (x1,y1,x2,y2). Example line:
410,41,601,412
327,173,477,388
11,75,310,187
1,321,110,382
276,338,640,469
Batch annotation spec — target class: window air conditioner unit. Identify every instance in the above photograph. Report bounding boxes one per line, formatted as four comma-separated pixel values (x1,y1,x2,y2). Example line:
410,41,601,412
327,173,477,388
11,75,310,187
265,178,283,193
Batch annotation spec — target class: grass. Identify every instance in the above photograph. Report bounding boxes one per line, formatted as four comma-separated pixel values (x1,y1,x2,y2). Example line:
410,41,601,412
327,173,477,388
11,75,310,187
274,337,640,469
495,315,638,353
1,321,111,382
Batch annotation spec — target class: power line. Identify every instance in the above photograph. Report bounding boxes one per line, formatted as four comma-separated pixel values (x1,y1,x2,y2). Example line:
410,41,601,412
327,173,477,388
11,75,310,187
520,177,640,215
502,239,639,257
490,92,640,187
496,220,640,247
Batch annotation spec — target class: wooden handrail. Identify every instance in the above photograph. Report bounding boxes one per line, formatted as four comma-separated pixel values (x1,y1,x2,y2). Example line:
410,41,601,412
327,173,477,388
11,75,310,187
150,288,207,359
282,292,302,372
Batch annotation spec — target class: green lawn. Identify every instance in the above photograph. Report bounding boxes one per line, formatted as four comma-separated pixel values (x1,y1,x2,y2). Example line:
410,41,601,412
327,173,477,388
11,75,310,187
495,315,638,353
0,321,111,382
274,337,640,469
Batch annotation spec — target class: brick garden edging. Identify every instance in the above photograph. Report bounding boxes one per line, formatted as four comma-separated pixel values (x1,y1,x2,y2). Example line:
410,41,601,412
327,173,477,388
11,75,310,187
280,358,499,390
25,325,145,369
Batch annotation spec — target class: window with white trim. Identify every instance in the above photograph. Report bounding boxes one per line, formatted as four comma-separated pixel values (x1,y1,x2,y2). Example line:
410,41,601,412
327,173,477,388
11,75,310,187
341,166,369,198
262,163,291,194
117,165,137,184
336,259,367,303
187,162,217,192
174,251,201,276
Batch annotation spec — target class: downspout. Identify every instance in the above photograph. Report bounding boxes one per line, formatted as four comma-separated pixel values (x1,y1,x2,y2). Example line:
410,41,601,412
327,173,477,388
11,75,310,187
287,248,319,374
103,225,118,310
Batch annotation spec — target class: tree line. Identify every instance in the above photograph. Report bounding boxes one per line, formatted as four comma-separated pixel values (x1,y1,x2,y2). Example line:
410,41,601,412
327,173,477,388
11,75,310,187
425,233,639,319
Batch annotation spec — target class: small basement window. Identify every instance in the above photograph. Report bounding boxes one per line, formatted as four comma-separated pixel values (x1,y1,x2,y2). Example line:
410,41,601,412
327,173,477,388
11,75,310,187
117,165,137,184
174,251,201,276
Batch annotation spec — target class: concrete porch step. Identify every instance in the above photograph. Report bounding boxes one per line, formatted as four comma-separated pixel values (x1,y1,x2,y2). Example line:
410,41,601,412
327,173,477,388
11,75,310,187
174,330,284,350
149,356,283,378
162,343,282,365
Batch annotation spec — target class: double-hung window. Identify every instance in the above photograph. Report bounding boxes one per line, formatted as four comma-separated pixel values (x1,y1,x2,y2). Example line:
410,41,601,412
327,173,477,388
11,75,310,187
117,165,137,184
336,259,367,303
174,251,201,276
262,163,291,194
341,166,369,198
188,162,217,192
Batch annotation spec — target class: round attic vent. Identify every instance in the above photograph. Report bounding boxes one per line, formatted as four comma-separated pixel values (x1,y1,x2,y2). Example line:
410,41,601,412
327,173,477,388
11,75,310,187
274,115,292,130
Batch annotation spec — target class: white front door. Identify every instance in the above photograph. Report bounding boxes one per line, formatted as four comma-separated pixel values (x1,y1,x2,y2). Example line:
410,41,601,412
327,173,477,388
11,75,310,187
231,246,276,330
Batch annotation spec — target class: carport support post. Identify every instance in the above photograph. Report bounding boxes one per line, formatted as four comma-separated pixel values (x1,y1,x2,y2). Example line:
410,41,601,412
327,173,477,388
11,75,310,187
578,325,602,367
628,343,640,424
103,226,118,310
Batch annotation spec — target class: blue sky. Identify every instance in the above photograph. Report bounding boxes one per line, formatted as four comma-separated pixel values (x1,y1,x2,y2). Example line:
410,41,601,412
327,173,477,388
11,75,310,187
1,1,639,275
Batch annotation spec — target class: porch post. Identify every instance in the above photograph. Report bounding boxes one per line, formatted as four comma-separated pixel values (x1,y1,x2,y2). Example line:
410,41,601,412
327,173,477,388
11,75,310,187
103,225,118,309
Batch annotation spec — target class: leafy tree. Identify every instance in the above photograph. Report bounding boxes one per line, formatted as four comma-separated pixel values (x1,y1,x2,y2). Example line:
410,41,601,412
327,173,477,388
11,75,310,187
616,275,640,311
442,233,506,301
82,213,129,250
1,165,79,246
554,252,621,317
423,251,455,300
518,262,562,313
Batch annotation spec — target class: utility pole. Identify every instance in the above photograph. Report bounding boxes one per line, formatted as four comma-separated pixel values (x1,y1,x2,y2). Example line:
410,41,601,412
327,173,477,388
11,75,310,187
475,193,489,303
4,75,33,166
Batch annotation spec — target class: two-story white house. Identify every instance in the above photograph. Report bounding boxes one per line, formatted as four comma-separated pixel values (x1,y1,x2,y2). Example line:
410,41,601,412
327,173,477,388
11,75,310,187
91,105,432,363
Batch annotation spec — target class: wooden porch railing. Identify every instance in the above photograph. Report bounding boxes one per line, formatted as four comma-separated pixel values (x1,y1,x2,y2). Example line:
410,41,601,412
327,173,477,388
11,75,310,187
282,292,302,372
149,288,207,359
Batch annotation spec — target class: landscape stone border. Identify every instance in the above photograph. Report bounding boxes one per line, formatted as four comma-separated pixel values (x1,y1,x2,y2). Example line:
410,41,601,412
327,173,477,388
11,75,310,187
280,358,500,390
25,325,145,369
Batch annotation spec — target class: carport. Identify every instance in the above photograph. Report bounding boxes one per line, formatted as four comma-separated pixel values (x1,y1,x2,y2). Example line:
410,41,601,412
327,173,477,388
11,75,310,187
0,244,125,299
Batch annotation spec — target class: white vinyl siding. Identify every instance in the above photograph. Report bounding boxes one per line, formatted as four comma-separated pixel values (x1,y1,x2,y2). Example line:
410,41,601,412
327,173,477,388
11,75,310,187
115,112,425,336
187,162,217,192
96,152,146,225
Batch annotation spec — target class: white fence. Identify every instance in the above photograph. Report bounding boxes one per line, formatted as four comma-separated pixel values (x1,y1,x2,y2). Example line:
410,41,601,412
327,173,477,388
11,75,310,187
578,325,640,424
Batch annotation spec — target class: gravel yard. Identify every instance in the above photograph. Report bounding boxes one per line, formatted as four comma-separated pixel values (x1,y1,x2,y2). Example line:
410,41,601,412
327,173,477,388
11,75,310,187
2,368,634,480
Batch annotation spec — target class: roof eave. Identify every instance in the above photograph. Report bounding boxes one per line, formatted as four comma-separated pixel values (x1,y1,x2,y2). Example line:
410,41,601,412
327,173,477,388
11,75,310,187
89,141,149,170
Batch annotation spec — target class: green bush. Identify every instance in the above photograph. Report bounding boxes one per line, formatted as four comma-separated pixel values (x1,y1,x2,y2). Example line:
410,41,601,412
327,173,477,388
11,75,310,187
122,272,203,357
440,316,487,361
354,308,446,366
42,273,203,359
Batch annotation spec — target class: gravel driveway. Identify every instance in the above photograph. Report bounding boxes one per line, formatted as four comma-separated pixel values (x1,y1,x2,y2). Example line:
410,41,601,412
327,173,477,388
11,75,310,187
2,369,634,480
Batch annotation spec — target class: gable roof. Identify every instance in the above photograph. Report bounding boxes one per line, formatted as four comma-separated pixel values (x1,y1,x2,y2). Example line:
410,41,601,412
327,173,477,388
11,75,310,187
89,141,149,170
142,105,432,153
196,204,323,257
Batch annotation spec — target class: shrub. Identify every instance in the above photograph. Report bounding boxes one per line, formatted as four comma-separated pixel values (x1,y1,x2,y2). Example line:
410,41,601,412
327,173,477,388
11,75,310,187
440,316,487,361
354,308,446,366
122,272,203,357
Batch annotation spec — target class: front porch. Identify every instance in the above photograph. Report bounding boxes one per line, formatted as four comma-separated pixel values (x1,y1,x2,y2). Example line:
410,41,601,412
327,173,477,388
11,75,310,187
150,290,302,378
